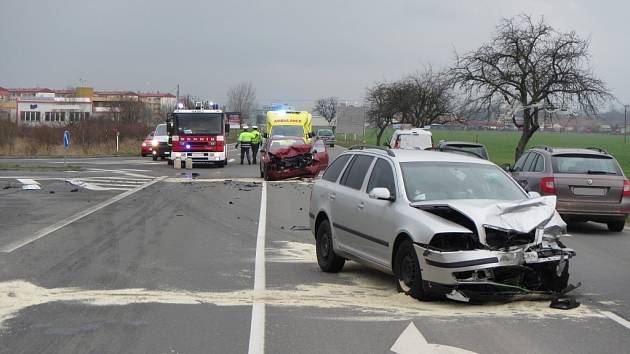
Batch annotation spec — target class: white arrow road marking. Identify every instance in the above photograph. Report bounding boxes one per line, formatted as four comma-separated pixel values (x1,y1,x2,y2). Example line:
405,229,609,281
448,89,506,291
66,176,153,191
86,168,154,179
391,323,477,354
248,180,267,354
17,179,41,190
0,177,167,253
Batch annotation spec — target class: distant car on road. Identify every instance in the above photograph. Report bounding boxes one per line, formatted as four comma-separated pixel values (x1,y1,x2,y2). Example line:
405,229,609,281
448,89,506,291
141,133,154,157
504,145,630,232
152,123,170,161
315,129,336,147
309,146,575,302
436,140,489,160
259,136,329,180
389,128,433,150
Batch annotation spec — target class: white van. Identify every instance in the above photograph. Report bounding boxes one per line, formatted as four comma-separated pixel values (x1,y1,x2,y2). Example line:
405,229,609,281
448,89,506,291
389,128,433,150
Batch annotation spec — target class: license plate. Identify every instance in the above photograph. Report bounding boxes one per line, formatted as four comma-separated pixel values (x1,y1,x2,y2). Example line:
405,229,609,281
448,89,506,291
573,187,607,196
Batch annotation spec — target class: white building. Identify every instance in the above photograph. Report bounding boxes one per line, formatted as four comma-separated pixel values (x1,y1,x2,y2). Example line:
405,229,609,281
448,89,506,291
17,94,92,125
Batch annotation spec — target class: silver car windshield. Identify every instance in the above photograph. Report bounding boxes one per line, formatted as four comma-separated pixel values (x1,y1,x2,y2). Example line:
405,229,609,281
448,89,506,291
401,161,527,202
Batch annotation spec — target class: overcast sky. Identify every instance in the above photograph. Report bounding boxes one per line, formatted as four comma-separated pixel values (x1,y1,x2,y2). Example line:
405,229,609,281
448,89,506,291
1,0,628,109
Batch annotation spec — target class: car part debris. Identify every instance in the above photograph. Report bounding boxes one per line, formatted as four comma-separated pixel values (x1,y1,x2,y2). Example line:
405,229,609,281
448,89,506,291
550,297,580,310
290,225,311,231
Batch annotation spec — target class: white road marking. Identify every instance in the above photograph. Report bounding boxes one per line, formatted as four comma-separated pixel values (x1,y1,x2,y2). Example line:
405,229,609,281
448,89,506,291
228,158,235,163
391,322,476,354
601,311,630,331
16,179,39,185
65,176,153,191
248,181,267,354
0,176,166,253
17,178,41,190
86,168,153,179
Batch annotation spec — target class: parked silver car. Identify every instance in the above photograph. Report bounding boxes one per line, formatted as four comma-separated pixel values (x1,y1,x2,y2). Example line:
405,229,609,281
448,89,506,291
309,146,576,302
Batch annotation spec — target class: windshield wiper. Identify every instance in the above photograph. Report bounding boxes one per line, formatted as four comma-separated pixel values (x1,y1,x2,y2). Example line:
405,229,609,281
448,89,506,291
587,170,616,175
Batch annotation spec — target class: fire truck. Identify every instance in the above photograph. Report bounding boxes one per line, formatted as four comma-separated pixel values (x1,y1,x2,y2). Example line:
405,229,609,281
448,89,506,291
166,102,230,168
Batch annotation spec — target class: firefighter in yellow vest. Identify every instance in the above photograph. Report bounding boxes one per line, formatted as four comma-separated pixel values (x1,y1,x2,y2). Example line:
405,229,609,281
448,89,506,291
251,125,262,164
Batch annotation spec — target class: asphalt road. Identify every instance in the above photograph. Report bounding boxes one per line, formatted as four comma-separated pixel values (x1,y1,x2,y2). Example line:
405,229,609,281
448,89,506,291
1,148,630,354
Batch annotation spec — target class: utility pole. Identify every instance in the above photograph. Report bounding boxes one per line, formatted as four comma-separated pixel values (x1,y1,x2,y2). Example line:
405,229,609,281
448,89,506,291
625,104,628,143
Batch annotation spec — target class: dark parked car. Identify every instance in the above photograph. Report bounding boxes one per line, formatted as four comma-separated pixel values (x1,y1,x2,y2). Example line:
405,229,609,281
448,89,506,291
260,137,329,180
504,145,630,231
437,141,489,160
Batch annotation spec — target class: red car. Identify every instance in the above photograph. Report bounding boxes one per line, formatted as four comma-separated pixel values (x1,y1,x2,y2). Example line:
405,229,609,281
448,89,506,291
140,134,154,157
259,137,329,180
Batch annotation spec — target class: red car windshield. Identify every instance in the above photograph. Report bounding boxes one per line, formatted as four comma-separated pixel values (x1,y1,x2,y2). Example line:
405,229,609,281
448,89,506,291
268,138,306,153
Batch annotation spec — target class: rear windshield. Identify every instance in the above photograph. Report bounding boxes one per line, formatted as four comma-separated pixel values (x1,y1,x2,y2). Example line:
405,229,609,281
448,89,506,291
552,154,621,175
318,130,333,136
442,144,488,159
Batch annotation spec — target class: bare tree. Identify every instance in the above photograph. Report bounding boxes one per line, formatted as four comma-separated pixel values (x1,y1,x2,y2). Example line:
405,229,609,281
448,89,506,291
396,68,455,128
313,96,339,129
227,82,256,124
451,14,612,160
365,82,397,145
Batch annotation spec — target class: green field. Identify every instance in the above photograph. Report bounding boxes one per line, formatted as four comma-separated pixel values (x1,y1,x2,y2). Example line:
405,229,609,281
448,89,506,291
336,129,630,176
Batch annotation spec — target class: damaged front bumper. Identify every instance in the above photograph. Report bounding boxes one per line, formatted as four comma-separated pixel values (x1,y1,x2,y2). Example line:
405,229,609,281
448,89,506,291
415,241,576,302
265,153,324,180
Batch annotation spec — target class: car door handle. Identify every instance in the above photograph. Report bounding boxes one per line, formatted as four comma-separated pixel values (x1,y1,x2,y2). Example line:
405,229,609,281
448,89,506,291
329,193,336,200
356,202,364,210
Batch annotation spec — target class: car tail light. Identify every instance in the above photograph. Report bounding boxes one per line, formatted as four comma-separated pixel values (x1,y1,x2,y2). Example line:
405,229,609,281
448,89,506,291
216,135,224,142
540,177,556,194
172,135,179,142
623,179,630,197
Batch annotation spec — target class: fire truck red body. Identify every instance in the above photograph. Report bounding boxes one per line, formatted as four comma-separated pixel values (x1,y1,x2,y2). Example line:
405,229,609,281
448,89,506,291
167,103,229,167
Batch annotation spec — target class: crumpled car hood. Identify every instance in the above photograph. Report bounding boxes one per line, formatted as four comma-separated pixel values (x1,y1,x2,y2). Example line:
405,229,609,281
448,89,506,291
269,144,313,158
411,196,563,234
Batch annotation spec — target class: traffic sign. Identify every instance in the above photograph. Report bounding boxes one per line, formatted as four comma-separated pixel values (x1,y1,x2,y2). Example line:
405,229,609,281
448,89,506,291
63,131,70,149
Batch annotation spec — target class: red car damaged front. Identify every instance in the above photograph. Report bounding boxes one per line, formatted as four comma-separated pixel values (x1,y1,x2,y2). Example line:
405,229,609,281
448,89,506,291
260,137,329,180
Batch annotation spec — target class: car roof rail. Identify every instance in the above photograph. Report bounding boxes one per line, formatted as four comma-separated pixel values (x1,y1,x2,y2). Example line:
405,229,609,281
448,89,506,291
586,146,609,154
349,144,396,157
532,145,553,152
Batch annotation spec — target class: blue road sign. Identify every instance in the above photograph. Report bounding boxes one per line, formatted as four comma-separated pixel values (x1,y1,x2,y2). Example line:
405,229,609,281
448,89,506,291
63,131,70,149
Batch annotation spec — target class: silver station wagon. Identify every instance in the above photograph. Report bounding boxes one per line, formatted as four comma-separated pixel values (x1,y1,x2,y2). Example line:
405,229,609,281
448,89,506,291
309,146,576,302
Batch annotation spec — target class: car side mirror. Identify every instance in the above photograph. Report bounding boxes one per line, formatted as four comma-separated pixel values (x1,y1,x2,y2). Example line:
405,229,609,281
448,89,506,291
368,187,394,201
528,191,541,198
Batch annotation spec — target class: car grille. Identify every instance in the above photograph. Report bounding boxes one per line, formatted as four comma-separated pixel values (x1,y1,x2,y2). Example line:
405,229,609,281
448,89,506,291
484,227,535,250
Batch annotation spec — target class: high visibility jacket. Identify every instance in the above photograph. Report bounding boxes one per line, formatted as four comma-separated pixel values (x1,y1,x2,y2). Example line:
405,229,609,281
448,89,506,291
238,131,254,143
251,130,262,144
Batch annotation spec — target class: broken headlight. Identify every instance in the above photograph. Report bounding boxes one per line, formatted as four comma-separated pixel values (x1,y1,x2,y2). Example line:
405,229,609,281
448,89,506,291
428,232,482,251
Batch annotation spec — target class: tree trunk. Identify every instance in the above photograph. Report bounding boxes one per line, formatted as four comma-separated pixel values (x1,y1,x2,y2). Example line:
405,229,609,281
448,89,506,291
376,126,387,145
515,125,537,161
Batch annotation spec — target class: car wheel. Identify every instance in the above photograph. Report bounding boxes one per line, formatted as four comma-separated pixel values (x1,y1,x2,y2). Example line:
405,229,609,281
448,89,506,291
167,159,173,166
607,220,625,232
315,220,345,273
394,239,428,300
152,155,158,161
260,164,264,178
